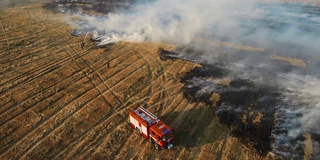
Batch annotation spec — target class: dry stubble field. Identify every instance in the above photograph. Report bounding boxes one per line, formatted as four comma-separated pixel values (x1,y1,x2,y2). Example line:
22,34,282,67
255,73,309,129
0,2,265,160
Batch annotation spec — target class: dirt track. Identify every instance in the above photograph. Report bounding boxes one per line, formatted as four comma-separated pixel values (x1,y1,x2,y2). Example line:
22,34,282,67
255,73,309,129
0,2,266,160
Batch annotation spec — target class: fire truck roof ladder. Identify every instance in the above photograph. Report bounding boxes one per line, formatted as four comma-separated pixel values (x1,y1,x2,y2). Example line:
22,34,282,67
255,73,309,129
139,107,159,122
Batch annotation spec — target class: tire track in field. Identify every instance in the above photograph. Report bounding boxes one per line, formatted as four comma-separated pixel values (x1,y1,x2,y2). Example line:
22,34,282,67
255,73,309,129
3,76,94,158
0,6,122,110
0,63,83,127
117,75,183,115
122,51,194,115
54,52,153,158
60,44,170,159
151,99,199,158
64,110,131,159
0,48,75,107
0,61,68,115
0,8,84,97
82,122,136,159
140,45,169,116
1,39,192,160
1,47,95,125
128,44,168,116
35,96,113,160
0,47,64,84
106,61,148,108
17,92,109,160
121,130,155,159
11,6,118,159
0,5,115,158
139,94,192,159
0,21,107,105
0,41,127,120
11,6,154,158
50,66,150,159
54,115,128,159
1,4,204,159
30,9,124,115
0,62,83,118
156,60,190,116
86,47,193,159
42,41,158,159
116,48,192,156
57,112,129,159
108,53,166,114
114,85,185,157
1,10,75,85
0,77,98,159
114,128,147,159
0,44,58,67
0,52,71,95
0,17,9,51
27,5,115,108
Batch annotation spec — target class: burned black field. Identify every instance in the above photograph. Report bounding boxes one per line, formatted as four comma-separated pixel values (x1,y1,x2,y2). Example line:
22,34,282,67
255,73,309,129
160,48,280,155
159,41,320,159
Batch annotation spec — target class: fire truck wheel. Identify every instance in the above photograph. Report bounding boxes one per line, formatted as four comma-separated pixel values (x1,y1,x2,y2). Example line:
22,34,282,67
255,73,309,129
153,142,160,150
136,128,141,134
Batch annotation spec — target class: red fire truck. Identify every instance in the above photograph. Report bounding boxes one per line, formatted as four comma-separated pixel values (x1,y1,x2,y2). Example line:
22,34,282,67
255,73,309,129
129,107,174,149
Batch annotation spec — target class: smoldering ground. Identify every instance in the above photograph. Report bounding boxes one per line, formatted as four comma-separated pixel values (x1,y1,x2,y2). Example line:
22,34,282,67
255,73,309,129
59,0,320,159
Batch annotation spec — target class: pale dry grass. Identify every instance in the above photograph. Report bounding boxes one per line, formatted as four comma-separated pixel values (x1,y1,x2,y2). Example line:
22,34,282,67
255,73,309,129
258,0,320,5
210,92,221,107
208,77,232,86
242,114,248,124
242,112,264,124
304,133,313,160
270,54,306,68
195,38,266,52
253,112,264,124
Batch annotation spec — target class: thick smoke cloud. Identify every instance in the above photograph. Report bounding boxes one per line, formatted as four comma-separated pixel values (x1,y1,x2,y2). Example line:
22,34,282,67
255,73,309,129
69,0,256,45
274,73,320,159
281,74,320,135
67,0,320,158
69,0,320,56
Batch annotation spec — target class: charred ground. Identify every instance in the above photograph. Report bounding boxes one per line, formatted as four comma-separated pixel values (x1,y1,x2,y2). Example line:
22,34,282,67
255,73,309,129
159,48,280,155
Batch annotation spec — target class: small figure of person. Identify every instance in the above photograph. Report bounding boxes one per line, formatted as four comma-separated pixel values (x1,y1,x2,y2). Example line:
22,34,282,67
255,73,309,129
81,42,85,49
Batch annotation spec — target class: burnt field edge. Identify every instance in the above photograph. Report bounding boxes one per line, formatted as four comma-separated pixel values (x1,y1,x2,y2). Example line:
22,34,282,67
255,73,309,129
159,48,280,156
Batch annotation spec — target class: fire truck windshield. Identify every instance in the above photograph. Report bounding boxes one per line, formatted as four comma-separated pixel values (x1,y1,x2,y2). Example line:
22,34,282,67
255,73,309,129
162,131,174,141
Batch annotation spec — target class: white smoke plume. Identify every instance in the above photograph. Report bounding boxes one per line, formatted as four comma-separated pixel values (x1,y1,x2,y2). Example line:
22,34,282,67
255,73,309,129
68,0,320,55
280,73,320,134
282,74,320,135
69,0,256,45
271,73,320,159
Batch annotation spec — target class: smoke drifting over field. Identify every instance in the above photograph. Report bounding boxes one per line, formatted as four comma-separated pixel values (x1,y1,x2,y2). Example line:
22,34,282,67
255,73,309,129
65,0,320,159
273,73,320,159
71,0,253,45
69,0,320,53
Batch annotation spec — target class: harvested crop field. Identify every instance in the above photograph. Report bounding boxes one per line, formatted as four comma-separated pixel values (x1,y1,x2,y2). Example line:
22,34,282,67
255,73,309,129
0,2,266,160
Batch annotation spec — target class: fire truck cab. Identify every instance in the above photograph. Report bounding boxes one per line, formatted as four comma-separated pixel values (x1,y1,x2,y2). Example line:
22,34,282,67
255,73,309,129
129,107,174,149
